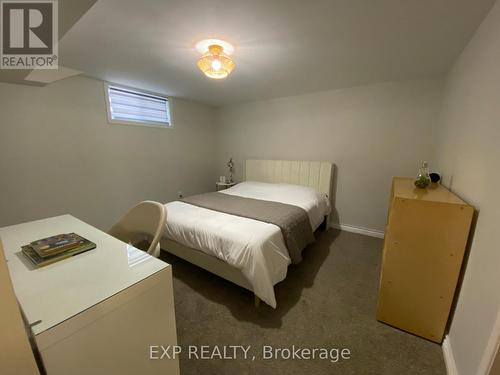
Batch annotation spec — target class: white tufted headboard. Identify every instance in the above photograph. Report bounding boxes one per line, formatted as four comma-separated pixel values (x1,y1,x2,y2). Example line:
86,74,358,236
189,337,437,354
245,159,334,198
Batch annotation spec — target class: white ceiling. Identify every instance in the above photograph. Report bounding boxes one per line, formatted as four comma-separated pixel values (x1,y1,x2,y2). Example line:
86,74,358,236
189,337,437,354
59,0,495,106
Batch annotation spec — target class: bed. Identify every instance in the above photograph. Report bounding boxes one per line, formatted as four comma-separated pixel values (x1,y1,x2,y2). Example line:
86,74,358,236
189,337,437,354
160,159,333,308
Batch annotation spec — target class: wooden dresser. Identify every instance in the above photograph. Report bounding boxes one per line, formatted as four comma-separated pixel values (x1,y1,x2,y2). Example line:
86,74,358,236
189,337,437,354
377,177,473,343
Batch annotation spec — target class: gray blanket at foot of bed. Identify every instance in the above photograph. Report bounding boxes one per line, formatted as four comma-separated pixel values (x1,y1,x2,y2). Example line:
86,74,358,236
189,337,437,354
179,192,314,264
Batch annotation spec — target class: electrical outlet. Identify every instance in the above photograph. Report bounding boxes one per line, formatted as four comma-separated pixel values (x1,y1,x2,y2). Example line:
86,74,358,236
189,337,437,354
178,191,183,198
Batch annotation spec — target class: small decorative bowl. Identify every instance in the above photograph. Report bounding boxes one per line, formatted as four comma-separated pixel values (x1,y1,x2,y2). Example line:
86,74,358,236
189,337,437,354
414,177,430,189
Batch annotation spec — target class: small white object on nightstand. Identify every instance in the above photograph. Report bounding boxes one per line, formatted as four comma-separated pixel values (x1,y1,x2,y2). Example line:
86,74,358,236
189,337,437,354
216,181,236,191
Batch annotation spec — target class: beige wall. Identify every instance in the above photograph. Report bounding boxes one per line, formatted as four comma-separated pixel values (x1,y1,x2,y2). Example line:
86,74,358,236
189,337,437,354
215,79,443,232
0,76,446,234
435,0,500,374
0,76,217,230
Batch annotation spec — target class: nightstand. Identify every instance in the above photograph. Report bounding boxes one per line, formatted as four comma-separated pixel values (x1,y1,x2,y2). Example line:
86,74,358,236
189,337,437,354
216,181,236,191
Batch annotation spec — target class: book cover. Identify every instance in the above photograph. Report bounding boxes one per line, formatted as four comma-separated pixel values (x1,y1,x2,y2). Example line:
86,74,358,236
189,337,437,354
30,233,88,258
22,235,96,268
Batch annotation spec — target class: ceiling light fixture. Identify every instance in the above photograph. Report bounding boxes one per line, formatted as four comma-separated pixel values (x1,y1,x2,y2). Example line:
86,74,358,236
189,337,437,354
196,40,235,79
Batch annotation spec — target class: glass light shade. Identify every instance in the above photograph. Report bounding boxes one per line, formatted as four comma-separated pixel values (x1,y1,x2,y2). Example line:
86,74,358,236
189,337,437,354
197,44,235,79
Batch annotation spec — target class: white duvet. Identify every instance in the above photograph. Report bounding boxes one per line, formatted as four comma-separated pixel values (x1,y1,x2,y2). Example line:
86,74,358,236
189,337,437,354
163,181,331,308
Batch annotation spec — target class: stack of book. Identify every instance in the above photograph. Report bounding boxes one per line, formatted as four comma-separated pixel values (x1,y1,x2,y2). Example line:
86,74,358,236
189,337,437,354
22,233,96,268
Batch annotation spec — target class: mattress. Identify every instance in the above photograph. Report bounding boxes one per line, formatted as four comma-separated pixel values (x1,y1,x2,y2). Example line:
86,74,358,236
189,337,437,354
163,181,331,308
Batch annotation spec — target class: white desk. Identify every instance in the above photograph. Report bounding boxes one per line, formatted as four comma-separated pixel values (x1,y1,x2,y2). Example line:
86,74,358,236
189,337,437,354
0,215,180,375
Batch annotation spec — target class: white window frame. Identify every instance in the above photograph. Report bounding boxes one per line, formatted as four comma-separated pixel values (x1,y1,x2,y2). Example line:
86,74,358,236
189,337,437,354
104,82,173,129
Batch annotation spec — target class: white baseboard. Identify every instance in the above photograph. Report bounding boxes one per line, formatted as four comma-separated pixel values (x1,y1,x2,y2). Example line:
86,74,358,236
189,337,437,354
330,223,385,239
443,335,459,375
477,308,500,375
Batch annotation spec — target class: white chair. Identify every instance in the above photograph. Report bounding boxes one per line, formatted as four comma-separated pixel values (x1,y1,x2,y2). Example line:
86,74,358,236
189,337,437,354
108,201,166,258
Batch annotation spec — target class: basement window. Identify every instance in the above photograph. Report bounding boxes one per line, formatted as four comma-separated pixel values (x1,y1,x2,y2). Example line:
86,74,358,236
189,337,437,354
105,83,172,128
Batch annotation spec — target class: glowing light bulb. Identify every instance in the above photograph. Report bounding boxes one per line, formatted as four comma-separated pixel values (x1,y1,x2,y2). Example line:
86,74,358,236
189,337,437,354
196,42,235,79
211,59,222,71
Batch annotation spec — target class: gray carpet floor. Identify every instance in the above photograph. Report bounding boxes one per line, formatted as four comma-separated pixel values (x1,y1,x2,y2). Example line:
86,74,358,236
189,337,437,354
160,229,447,375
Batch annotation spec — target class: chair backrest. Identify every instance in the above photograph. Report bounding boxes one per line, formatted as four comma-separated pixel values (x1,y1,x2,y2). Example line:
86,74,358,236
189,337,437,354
108,201,166,257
